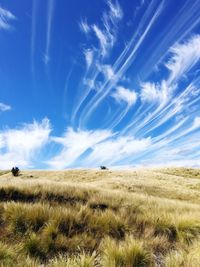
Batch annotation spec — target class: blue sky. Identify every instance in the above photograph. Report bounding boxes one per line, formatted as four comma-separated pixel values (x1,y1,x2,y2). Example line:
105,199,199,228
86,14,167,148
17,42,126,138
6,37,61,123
0,0,200,169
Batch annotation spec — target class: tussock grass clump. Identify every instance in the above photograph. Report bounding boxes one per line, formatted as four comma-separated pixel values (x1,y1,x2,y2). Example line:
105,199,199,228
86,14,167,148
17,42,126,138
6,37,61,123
4,202,50,234
146,235,170,254
154,221,178,242
102,236,152,267
88,193,123,211
23,233,46,260
164,243,200,267
185,241,200,266
54,233,97,254
153,215,200,244
15,257,40,267
164,250,185,267
0,242,15,265
55,206,92,237
50,253,95,267
175,218,200,244
88,210,127,239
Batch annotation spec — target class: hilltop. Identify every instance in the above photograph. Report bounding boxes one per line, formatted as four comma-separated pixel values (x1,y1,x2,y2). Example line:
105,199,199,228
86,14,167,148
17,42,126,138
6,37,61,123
0,168,200,266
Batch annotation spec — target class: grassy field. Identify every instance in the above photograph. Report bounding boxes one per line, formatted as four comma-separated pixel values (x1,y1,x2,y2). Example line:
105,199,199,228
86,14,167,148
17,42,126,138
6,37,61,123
0,168,200,266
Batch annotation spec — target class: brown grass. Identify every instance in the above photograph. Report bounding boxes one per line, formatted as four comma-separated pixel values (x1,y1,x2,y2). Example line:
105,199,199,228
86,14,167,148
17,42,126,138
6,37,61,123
0,168,200,266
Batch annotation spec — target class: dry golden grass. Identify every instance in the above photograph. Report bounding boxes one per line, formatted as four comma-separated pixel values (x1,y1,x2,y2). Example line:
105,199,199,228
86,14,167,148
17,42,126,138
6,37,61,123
0,168,200,266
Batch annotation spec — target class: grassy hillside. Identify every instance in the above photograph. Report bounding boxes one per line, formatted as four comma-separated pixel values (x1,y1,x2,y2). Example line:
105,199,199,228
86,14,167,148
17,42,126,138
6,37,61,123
0,168,200,266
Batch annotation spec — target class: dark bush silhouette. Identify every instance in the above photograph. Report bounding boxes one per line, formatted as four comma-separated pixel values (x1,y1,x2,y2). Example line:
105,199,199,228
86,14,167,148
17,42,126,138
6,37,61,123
11,167,20,176
100,166,108,170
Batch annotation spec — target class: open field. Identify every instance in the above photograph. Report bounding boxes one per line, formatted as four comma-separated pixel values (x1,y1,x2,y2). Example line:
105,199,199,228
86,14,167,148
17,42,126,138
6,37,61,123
0,168,200,266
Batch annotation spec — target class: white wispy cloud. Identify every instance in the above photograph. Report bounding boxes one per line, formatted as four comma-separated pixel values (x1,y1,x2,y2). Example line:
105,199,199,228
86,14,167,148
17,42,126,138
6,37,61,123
190,116,200,131
73,1,124,123
134,74,200,137
107,0,123,21
111,86,137,106
84,49,94,69
85,135,151,166
0,102,11,112
137,79,200,136
79,18,90,34
47,126,151,168
114,0,164,77
92,24,109,57
99,64,116,80
138,129,200,168
140,0,200,80
166,35,200,84
140,81,169,103
83,78,95,89
91,0,123,57
140,158,200,168
169,116,200,141
48,128,113,169
0,119,51,169
43,0,55,65
127,113,200,168
0,6,15,30
78,0,165,125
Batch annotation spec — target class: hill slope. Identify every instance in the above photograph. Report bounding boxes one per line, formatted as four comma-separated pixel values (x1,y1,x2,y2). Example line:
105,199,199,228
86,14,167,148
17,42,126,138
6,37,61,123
0,168,200,266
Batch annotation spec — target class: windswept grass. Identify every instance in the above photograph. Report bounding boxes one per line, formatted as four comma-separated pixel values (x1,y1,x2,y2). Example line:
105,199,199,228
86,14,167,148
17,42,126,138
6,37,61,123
49,253,96,267
0,168,200,266
0,242,15,266
164,240,200,267
158,167,200,179
102,236,152,267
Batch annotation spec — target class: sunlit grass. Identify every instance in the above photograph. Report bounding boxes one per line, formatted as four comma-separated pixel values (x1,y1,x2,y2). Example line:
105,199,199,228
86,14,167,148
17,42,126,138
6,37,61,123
102,236,152,267
0,168,200,266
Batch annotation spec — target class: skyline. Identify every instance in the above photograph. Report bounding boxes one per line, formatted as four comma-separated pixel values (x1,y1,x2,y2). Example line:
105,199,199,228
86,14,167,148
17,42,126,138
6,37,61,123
0,0,200,169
